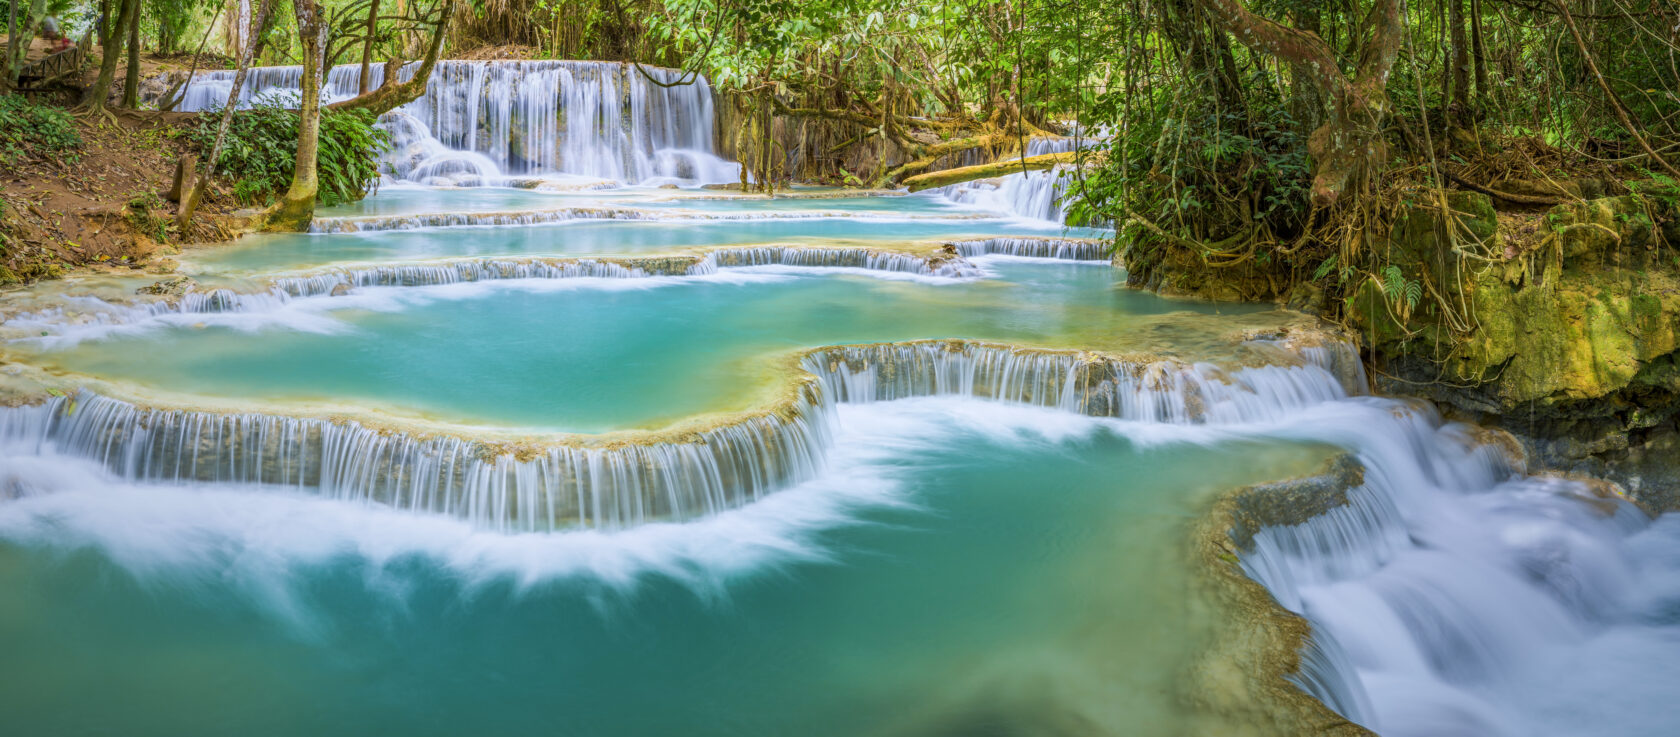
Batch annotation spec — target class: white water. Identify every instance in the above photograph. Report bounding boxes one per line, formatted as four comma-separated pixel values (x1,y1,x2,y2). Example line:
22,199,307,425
0,340,1356,531
4,315,1677,731
1235,398,1680,737
922,136,1106,224
170,61,741,187
307,203,990,233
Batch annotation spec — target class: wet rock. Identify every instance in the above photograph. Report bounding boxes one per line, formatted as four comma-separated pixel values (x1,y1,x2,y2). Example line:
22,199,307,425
136,276,197,296
1352,189,1680,509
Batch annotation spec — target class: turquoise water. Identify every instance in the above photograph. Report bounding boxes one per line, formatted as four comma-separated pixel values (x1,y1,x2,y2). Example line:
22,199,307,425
189,219,1105,276
0,400,1328,737
317,185,583,216
0,184,1340,735
23,261,1264,431
314,186,957,218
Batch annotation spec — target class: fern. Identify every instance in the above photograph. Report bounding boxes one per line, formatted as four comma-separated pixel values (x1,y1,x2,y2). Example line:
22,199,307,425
1312,254,1338,281
1382,265,1405,297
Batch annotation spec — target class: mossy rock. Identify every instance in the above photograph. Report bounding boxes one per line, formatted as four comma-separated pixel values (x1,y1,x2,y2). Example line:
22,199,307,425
1386,190,1499,270
1547,194,1673,272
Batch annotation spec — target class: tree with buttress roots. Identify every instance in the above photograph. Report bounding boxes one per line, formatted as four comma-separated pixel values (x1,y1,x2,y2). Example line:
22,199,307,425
1195,0,1405,209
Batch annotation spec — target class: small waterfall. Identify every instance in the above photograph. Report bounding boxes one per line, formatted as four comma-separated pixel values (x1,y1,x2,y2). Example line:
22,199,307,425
698,247,980,278
308,204,678,232
0,339,1364,531
14,251,1018,338
6,259,674,338
1229,391,1675,736
0,388,832,532
926,168,1086,224
167,61,741,186
270,259,661,296
924,135,1107,224
308,203,986,233
948,236,1110,261
804,340,1363,424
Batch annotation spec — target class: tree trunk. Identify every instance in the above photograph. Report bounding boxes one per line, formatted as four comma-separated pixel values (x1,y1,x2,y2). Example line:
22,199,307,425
122,0,141,108
328,0,454,116
3,0,50,88
1195,0,1404,208
358,0,380,94
1448,0,1470,125
4,0,17,87
1470,0,1489,102
177,0,276,230
1288,4,1326,133
901,150,1089,192
84,0,134,110
270,0,327,231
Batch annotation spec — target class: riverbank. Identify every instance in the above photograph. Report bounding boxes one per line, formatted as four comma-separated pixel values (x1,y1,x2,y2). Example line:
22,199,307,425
1117,177,1680,512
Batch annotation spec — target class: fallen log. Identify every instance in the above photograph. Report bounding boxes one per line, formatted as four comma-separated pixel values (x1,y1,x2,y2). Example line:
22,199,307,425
901,151,1095,192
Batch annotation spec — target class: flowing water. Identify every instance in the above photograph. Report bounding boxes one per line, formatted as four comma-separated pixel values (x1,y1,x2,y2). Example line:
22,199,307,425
169,61,739,186
7,62,1679,736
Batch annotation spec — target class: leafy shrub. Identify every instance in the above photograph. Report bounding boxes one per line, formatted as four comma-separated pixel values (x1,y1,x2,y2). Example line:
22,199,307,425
189,102,391,206
0,94,83,167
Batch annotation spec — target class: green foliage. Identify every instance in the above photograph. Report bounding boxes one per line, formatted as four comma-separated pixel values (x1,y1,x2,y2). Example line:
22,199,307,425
0,94,82,167
1312,254,1339,282
125,192,171,243
189,102,390,206
1075,81,1312,255
1381,265,1423,312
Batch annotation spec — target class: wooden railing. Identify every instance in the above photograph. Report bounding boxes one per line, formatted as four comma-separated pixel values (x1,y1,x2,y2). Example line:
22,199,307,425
16,45,86,90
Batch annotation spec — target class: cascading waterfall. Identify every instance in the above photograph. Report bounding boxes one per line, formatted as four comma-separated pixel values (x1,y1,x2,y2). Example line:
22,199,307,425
1231,386,1678,737
308,202,987,233
948,236,1110,261
697,247,980,277
4,259,668,338
0,387,832,532
166,60,741,186
0,339,1361,531
923,135,1107,224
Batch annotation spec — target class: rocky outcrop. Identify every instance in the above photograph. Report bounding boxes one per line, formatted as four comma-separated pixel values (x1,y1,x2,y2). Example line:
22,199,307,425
1348,187,1680,509
1185,454,1374,736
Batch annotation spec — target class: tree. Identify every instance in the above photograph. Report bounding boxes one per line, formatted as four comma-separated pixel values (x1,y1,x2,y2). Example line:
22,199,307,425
357,0,379,95
122,0,141,108
1193,0,1404,208
268,0,328,230
2,0,50,90
177,0,276,230
83,0,140,112
328,0,455,116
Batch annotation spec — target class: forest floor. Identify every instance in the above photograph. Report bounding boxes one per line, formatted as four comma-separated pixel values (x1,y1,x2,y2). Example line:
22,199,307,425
2,38,243,284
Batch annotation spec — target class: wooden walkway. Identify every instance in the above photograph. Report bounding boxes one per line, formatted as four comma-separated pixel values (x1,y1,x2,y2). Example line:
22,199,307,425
16,45,85,90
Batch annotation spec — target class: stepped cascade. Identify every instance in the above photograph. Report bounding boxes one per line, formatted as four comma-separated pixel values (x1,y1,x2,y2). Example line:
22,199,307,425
5,67,1677,736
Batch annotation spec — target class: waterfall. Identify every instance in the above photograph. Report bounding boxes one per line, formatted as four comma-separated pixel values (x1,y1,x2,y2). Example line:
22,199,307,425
948,236,1110,261
0,387,832,532
923,135,1108,224
924,168,1080,224
1225,388,1680,736
697,247,981,278
7,323,1670,735
167,61,741,187
308,202,986,233
0,340,1361,531
12,251,1012,339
